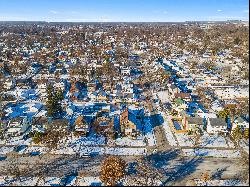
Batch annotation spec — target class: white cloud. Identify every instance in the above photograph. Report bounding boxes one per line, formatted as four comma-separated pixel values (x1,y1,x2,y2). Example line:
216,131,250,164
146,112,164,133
50,10,58,14
217,9,222,12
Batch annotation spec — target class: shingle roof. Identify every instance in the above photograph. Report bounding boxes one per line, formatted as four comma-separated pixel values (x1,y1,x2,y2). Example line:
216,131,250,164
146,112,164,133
170,84,177,89
187,117,203,125
209,118,227,127
175,93,191,99
235,117,246,124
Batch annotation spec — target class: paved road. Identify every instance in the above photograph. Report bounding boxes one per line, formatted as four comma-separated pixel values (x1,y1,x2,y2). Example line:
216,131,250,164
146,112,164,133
0,150,247,186
154,126,172,151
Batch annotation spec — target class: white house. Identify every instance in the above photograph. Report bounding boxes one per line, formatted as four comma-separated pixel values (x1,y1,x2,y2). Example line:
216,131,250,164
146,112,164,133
207,118,228,134
6,118,24,137
232,117,249,130
4,79,15,90
54,81,65,91
121,66,131,76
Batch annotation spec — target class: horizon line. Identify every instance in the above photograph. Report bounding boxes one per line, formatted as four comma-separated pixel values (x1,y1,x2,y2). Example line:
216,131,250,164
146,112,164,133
0,20,248,23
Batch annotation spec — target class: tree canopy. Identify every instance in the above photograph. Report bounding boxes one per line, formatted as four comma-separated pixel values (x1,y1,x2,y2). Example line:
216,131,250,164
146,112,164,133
46,84,64,118
100,156,127,186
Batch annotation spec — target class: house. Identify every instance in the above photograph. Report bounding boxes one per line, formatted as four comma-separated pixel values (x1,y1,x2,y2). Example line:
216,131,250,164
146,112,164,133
120,109,138,138
232,117,249,131
74,116,89,136
103,82,111,91
54,81,65,91
182,116,204,131
90,90,108,102
213,87,249,100
37,80,47,90
87,82,97,92
174,93,192,102
45,118,69,131
36,80,48,101
31,117,48,133
4,78,15,90
207,118,228,134
168,84,179,100
211,100,223,112
121,66,131,76
6,117,25,137
94,116,114,138
119,108,143,139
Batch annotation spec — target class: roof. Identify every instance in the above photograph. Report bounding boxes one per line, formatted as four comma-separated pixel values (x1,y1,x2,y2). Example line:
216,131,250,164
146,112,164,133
170,84,177,89
209,118,227,127
235,117,248,124
175,93,191,99
74,116,84,126
186,117,203,125
9,117,23,123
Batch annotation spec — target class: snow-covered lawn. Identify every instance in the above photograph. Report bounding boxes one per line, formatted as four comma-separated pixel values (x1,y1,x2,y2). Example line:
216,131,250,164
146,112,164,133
50,146,76,155
5,136,32,146
111,137,146,147
157,91,170,103
160,112,178,146
111,132,156,147
0,139,6,145
239,139,249,154
195,179,248,186
0,176,163,186
199,133,229,148
122,176,163,186
145,131,157,146
0,147,14,154
76,177,102,186
1,176,100,186
49,143,147,156
10,177,39,186
19,146,49,155
78,146,147,156
175,133,195,147
65,135,106,147
175,132,233,148
104,147,147,156
182,149,241,158
78,146,103,156
0,176,39,186
37,177,62,186
225,136,235,148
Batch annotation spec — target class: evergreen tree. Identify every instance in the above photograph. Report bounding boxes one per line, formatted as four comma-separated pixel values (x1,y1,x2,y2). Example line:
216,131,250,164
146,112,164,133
232,126,243,141
244,128,249,139
46,85,64,118
218,109,230,119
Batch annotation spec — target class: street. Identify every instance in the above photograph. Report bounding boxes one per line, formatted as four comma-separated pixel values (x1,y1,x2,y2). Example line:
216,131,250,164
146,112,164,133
0,150,247,186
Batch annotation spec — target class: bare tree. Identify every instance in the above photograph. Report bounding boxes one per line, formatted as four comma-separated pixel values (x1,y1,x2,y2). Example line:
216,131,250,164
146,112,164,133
100,156,127,186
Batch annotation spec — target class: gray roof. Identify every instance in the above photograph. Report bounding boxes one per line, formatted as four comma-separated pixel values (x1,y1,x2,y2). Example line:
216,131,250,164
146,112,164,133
235,117,246,123
170,84,177,89
187,117,203,125
209,118,227,127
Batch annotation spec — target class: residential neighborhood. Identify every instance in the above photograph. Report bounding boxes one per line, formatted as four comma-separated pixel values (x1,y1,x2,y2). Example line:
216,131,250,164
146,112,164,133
0,19,249,186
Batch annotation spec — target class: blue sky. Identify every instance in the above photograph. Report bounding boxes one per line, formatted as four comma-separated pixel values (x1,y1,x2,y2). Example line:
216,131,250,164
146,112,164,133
0,0,249,22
